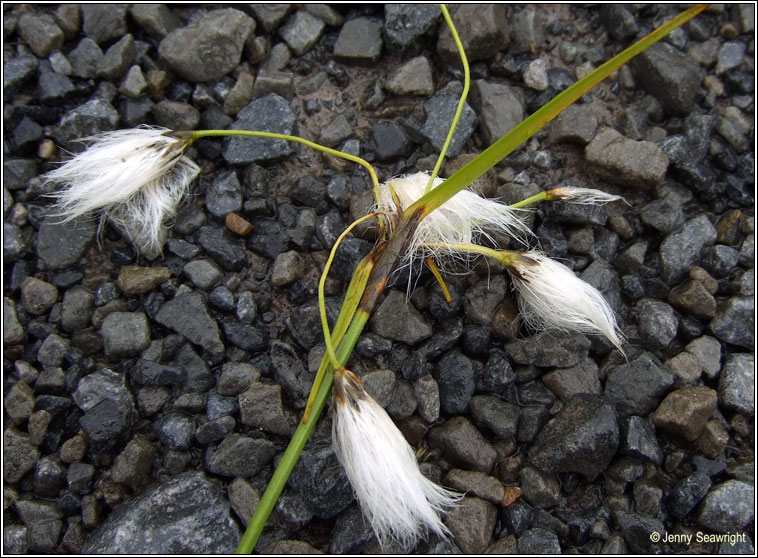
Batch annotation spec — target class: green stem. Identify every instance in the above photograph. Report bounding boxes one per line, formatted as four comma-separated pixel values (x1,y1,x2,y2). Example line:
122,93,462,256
508,191,550,209
235,308,371,554
182,129,380,197
425,3,469,194
408,3,710,219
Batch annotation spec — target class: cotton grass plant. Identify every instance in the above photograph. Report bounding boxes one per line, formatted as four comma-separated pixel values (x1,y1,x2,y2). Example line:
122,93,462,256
43,4,708,552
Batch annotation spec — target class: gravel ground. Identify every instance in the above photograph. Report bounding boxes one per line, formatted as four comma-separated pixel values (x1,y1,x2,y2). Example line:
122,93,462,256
3,3,755,555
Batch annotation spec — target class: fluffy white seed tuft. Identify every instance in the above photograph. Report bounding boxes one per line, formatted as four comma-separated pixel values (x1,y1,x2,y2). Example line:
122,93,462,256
507,252,625,352
332,369,459,549
375,172,530,270
44,126,198,257
549,186,624,205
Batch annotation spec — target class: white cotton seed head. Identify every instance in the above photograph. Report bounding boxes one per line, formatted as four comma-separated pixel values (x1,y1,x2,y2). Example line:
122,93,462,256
508,252,625,353
549,186,624,205
332,369,459,549
375,172,530,269
44,126,198,257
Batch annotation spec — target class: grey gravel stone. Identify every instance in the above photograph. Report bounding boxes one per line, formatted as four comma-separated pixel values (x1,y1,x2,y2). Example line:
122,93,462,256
428,416,497,473
279,11,325,56
14,499,62,552
206,434,276,478
155,292,224,357
81,4,127,43
696,480,754,533
684,335,722,379
20,277,58,316
4,524,28,554
547,104,598,145
53,99,119,151
370,289,432,344
470,80,525,147
60,286,94,333
4,428,40,483
444,496,498,554
659,214,718,284
669,471,711,519
420,92,477,157
385,56,435,96
129,4,181,39
529,394,618,480
73,368,134,415
98,34,135,80
159,8,254,82
437,4,508,64
239,381,294,436
5,381,35,425
82,471,240,553
223,95,296,164
217,362,258,396
506,332,591,368
585,127,668,188
333,17,383,64
111,437,156,489
206,170,243,218
3,298,24,345
383,4,440,55
604,353,674,418
619,416,663,464
519,466,561,509
636,298,678,351
18,13,64,58
435,349,476,415
152,100,200,130
542,358,601,401
183,259,223,290
614,511,664,554
117,265,171,295
652,386,717,441
710,296,754,349
518,527,561,554
154,411,194,451
68,38,103,79
318,114,352,149
101,312,151,358
79,398,132,454
718,353,754,415
510,6,545,54
629,41,703,116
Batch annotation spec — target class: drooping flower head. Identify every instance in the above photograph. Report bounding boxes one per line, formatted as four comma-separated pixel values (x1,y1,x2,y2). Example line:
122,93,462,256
332,368,459,549
44,126,198,257
506,251,625,353
375,171,529,270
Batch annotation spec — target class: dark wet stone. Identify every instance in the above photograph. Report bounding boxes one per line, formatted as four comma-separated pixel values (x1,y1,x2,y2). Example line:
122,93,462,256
614,511,664,554
133,359,186,386
79,399,131,454
81,4,127,43
172,343,213,393
129,4,181,39
653,386,717,441
640,193,685,233
18,13,64,57
158,8,254,82
367,121,412,162
428,416,497,473
328,505,375,554
604,353,674,418
288,437,353,519
36,216,96,270
269,341,315,410
370,289,433,345
547,104,598,145
4,55,38,95
542,358,601,402
53,99,119,151
518,527,562,554
206,433,275,478
206,170,243,218
629,41,703,116
101,312,151,358
419,93,477,157
718,353,754,415
437,4,508,64
501,499,534,537
219,320,266,352
279,11,324,56
383,4,440,55
696,480,754,533
506,332,591,368
445,496,498,554
434,349,477,415
153,411,194,451
585,127,668,188
636,298,678,351
600,5,639,41
98,33,135,80
710,296,754,349
668,471,711,519
195,225,246,271
82,471,239,553
660,214,718,285
333,17,383,64
111,438,156,489
20,277,58,316
14,499,62,553
67,462,95,494
619,416,663,465
223,95,296,164
529,394,619,480
285,297,339,351
155,292,224,357
4,428,40,483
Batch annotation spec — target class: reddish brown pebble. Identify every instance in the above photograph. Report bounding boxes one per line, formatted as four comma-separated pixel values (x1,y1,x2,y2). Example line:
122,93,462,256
225,213,253,236
502,485,522,507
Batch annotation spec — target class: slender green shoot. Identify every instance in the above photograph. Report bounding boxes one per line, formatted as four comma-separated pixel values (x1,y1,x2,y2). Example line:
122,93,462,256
410,3,710,219
425,4,470,194
317,213,381,384
182,129,380,197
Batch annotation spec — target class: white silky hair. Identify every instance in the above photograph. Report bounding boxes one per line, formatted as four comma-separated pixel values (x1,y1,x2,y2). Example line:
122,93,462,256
550,186,624,205
375,172,530,270
332,373,459,549
508,252,625,353
44,126,199,257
